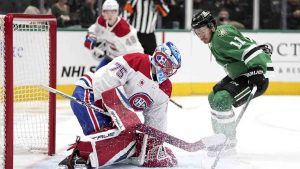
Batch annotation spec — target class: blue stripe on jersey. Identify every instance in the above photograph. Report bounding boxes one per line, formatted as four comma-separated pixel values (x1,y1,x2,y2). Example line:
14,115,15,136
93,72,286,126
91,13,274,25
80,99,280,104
80,77,90,87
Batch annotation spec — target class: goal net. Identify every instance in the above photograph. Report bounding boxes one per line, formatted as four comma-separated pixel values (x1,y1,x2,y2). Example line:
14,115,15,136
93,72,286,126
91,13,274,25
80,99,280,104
0,14,56,169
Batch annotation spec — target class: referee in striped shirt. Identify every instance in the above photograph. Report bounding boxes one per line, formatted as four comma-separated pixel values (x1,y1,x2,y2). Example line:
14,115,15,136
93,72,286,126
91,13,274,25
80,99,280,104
123,0,169,55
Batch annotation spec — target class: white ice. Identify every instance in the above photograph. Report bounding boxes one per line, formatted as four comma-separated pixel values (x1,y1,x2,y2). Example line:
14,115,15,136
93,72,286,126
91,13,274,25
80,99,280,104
14,95,300,169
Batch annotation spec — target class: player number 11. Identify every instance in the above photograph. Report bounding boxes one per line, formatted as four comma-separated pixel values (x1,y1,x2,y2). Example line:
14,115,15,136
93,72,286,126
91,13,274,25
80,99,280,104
229,37,246,49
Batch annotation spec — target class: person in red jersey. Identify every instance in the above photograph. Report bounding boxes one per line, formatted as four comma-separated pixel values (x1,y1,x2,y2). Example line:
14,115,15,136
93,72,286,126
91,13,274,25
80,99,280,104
58,41,182,168
84,0,144,70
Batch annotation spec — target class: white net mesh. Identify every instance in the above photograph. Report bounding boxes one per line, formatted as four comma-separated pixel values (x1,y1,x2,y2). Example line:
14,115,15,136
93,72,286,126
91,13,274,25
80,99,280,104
13,19,50,151
0,15,54,168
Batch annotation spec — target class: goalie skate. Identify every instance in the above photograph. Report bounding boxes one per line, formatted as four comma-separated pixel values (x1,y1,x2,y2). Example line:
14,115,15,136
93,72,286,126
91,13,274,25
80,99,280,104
58,149,91,169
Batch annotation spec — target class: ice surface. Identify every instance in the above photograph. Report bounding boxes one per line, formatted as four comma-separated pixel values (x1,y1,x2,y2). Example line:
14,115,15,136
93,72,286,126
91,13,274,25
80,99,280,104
14,96,300,169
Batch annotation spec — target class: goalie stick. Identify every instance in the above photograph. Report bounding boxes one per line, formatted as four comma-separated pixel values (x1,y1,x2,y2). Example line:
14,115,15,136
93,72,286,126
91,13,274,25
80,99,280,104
170,98,183,108
40,85,225,152
136,124,225,152
211,85,258,169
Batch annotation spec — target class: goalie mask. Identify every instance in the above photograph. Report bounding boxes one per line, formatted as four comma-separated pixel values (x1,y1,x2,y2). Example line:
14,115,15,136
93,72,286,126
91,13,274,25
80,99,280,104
151,42,182,84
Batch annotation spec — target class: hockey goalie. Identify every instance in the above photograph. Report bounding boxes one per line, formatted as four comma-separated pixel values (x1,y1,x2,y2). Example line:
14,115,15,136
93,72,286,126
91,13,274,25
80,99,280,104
58,41,182,168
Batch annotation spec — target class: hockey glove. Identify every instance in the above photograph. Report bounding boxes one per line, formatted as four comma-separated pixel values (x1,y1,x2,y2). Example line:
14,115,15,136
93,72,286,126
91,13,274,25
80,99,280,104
258,44,272,56
243,67,266,88
84,33,97,50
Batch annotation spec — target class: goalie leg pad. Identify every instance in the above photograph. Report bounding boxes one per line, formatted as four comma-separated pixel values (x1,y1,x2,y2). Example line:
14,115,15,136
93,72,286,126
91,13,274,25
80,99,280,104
131,133,177,167
71,86,112,135
143,137,177,167
67,130,137,168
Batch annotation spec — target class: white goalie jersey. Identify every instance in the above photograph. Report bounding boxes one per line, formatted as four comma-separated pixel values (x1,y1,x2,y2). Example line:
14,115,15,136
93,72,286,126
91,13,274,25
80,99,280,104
88,16,144,58
76,53,172,131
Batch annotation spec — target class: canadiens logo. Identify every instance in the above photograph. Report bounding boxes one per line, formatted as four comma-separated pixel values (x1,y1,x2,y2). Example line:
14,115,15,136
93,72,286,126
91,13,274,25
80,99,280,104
129,93,153,111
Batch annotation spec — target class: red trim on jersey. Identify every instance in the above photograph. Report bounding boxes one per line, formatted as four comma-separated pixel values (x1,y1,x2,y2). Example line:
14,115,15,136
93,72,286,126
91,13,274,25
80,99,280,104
159,79,172,97
97,16,106,27
123,53,172,97
111,18,130,37
97,16,130,37
83,74,93,84
85,90,101,132
123,53,151,79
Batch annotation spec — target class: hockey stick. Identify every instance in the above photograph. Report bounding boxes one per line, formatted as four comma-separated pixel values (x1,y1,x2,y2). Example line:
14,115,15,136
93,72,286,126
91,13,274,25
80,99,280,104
39,85,125,131
170,98,183,109
40,85,225,152
113,89,225,152
136,124,225,152
211,85,257,169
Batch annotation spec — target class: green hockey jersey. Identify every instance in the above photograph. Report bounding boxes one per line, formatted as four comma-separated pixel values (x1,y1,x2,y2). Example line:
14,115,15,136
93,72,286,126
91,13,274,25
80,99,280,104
209,24,273,79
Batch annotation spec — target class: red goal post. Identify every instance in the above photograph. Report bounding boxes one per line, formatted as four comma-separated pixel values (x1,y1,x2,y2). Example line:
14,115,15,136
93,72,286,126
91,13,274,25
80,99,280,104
0,14,56,169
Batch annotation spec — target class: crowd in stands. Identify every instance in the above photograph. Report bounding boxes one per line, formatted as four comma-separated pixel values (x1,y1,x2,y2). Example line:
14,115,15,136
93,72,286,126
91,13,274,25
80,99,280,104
0,0,299,29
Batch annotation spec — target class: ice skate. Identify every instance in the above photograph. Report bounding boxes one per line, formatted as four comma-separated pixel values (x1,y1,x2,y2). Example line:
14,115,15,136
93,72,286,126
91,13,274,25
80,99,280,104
58,149,91,169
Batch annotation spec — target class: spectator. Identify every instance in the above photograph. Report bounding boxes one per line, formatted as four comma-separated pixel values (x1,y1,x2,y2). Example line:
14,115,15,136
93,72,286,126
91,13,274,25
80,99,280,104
223,0,250,28
163,0,185,29
193,0,218,16
24,0,51,15
24,0,41,14
123,0,169,55
217,8,245,29
287,0,300,29
51,0,71,27
79,0,97,28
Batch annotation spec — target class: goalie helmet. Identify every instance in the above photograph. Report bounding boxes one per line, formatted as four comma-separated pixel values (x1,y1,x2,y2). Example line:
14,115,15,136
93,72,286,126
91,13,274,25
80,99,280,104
191,10,216,29
102,0,119,11
151,42,181,84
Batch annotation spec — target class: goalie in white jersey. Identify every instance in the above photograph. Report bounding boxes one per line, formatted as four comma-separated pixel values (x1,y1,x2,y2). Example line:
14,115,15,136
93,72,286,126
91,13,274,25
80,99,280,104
84,0,143,70
59,41,182,168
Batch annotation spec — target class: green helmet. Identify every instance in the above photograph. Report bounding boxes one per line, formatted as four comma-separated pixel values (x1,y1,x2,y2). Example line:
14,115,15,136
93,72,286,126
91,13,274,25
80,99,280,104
191,10,216,29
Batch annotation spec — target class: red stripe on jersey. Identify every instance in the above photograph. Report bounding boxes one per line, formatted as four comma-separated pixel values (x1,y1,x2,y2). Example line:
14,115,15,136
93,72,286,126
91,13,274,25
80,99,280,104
111,18,130,37
97,16,130,37
124,53,172,97
85,90,101,132
97,16,106,27
159,79,172,97
123,53,151,79
83,74,93,84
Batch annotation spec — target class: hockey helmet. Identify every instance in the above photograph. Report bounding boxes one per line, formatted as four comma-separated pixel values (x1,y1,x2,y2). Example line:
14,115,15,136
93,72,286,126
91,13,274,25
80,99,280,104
102,0,119,11
151,42,182,84
191,10,216,29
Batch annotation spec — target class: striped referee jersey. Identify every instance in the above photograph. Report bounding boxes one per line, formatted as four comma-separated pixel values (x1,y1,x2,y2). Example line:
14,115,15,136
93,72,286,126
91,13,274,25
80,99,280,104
123,0,169,34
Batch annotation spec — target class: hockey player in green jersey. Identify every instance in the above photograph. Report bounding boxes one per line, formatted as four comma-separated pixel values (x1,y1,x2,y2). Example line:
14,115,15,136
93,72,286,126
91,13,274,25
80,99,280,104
191,10,274,155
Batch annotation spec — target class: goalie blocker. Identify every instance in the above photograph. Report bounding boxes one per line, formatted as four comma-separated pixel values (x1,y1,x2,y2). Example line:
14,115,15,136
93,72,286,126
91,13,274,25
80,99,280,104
59,88,178,168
